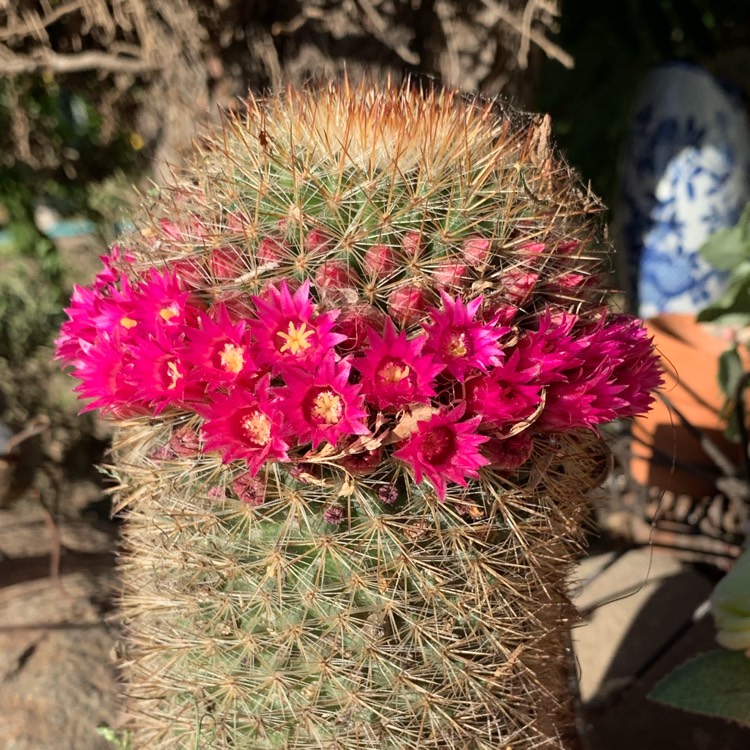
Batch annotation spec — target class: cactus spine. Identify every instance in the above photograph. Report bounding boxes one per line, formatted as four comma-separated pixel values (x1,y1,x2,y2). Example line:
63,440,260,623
59,80,661,749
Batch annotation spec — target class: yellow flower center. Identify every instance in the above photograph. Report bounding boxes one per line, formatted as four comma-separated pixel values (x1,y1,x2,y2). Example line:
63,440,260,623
120,316,138,329
377,361,411,383
166,360,182,390
445,331,468,358
219,343,245,374
311,390,344,425
277,320,315,356
159,304,180,323
241,411,272,446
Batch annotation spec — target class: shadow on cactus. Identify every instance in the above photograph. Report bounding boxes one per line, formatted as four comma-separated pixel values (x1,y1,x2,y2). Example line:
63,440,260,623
57,80,662,749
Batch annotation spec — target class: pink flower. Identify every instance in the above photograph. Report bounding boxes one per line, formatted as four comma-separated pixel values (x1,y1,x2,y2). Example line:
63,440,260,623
463,352,544,432
277,354,369,449
515,310,587,383
183,304,257,389
132,268,200,335
56,275,139,364
393,405,490,500
423,292,508,378
483,299,519,327
537,314,662,430
92,245,134,289
55,285,105,363
201,376,289,474
70,333,141,416
127,330,200,413
354,319,443,410
250,280,346,372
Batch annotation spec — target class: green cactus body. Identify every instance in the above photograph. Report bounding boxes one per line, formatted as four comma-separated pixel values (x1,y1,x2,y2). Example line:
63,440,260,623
64,81,659,749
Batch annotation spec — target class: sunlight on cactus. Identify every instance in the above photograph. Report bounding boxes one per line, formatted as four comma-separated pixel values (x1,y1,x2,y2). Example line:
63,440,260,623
57,79,662,749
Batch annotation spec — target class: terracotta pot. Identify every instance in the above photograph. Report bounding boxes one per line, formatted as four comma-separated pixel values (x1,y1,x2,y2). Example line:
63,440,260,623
630,313,748,497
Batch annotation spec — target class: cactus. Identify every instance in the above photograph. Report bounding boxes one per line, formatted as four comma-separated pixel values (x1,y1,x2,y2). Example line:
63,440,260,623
57,80,661,749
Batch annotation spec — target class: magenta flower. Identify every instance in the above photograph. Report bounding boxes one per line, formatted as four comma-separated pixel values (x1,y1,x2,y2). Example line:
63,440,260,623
127,331,200,413
514,310,588,383
537,314,662,430
132,268,200,335
70,333,141,416
277,354,369,449
183,304,257,389
393,405,490,500
354,319,443,410
463,352,544,433
201,376,288,474
92,244,134,289
423,292,508,378
55,275,140,364
55,285,106,364
250,280,345,372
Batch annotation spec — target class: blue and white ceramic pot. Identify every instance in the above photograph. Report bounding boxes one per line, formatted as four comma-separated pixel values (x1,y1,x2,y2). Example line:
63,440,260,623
616,60,750,318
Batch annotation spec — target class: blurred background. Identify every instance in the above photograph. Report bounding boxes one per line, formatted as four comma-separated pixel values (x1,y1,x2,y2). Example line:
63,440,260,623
1,1,750,748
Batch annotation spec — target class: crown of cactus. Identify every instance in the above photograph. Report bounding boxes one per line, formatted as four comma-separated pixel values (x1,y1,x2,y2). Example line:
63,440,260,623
57,80,662,750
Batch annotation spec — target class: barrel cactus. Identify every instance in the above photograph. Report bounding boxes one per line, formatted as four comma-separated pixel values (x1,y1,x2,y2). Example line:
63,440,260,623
57,80,661,749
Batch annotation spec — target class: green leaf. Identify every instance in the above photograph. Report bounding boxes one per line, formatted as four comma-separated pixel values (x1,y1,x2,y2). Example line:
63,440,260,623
697,263,750,324
716,346,746,442
713,549,750,650
700,227,750,270
714,550,750,612
718,347,744,402
649,650,750,727
700,203,750,270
